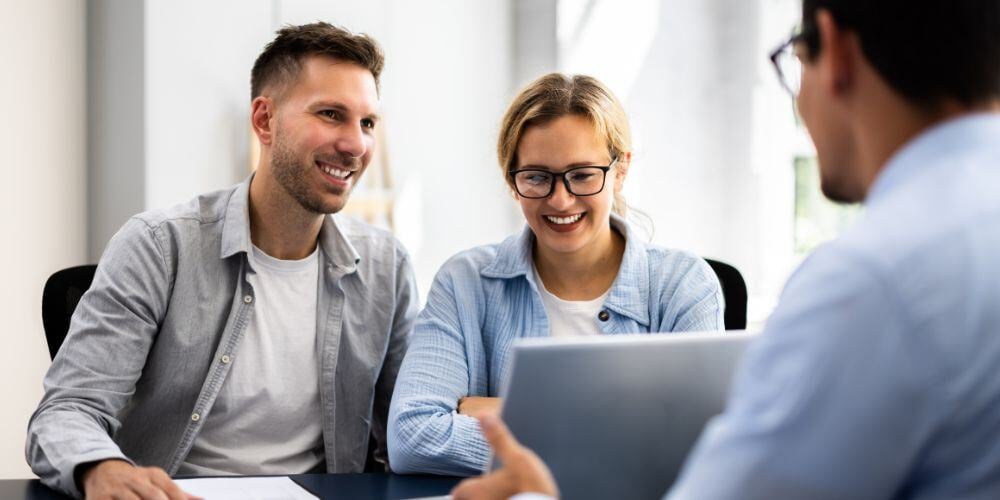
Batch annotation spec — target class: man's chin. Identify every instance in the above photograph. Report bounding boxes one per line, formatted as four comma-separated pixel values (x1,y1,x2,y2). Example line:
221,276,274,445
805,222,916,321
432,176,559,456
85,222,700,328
317,200,348,215
820,182,863,205
299,194,349,215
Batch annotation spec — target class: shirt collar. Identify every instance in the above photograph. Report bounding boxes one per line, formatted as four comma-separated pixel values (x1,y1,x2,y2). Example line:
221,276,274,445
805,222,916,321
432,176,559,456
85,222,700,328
867,112,1000,206
220,173,361,272
220,175,254,260
481,213,651,326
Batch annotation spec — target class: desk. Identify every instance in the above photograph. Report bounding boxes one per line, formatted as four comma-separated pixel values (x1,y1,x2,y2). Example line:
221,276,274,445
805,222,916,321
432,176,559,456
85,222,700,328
0,473,463,499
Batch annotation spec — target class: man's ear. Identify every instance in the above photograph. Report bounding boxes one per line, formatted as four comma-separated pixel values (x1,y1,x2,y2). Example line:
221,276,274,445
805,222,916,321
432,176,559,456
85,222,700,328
251,96,275,146
815,9,857,98
614,151,632,192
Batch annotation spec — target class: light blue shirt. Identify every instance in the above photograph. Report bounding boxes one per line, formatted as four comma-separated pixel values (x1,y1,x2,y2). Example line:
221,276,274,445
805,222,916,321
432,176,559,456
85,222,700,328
669,114,1000,499
388,215,725,476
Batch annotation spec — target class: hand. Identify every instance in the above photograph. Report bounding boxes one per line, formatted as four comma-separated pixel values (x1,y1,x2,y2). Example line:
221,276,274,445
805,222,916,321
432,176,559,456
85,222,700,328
82,459,199,500
451,414,558,500
457,396,502,419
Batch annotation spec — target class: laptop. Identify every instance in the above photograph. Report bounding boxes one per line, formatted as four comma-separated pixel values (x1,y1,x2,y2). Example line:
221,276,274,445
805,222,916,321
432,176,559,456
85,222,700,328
495,331,757,500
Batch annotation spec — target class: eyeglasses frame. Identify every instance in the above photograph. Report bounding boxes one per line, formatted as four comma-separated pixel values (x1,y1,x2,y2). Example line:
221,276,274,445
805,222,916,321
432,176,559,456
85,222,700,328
769,25,818,97
507,156,619,199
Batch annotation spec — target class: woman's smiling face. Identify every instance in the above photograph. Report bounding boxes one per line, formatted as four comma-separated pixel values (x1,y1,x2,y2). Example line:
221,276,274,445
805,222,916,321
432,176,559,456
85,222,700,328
513,114,623,257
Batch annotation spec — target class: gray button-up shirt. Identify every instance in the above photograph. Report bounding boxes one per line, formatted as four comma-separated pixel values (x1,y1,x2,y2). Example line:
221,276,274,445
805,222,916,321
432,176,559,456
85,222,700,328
25,175,418,498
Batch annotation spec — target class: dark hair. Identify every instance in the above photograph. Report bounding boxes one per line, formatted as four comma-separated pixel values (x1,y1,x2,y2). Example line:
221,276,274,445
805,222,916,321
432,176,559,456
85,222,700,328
250,22,384,100
802,0,1000,108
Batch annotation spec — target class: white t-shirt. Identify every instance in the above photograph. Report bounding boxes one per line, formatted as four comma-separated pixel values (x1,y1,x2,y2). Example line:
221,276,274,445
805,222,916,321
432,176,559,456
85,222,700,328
179,244,324,475
533,266,611,337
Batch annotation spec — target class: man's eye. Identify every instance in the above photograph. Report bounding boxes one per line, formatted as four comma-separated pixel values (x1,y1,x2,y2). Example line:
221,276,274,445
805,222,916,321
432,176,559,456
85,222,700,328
361,119,376,130
319,110,341,120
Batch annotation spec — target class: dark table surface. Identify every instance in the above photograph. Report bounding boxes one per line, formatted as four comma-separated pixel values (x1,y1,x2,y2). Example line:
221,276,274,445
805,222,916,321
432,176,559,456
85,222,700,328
0,473,463,499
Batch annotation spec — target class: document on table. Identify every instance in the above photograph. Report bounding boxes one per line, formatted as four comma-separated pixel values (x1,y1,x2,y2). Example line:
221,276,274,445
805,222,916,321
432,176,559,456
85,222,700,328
175,477,318,500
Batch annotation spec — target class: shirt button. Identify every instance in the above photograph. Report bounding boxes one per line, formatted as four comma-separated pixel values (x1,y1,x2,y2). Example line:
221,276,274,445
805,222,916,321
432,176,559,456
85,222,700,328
220,355,231,364
243,295,253,304
191,412,201,422
598,310,610,322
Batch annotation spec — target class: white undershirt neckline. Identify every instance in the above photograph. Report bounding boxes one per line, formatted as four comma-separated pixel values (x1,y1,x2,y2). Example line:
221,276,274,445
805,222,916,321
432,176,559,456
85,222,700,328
533,265,611,337
179,244,324,476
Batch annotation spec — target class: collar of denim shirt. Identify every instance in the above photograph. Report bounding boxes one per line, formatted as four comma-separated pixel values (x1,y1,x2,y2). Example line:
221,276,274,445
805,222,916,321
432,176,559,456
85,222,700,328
481,212,651,326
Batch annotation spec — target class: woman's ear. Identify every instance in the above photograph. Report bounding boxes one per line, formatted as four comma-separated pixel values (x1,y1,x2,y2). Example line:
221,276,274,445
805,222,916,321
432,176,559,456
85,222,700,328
614,151,632,192
251,96,275,146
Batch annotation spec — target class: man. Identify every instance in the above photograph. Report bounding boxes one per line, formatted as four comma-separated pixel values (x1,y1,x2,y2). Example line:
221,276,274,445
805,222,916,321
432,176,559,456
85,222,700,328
455,0,1000,498
26,23,418,499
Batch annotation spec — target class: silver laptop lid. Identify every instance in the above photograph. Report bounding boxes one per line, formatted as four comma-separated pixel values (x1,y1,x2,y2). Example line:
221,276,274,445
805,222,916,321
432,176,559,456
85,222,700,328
497,331,756,500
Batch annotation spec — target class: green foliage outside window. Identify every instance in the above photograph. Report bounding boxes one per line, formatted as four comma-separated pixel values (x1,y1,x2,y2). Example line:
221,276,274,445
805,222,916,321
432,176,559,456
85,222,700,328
793,156,863,255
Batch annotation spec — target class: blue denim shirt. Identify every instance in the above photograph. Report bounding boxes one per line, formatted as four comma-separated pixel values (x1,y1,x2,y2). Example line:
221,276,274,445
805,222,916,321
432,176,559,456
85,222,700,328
669,114,1000,499
388,215,724,476
25,175,419,498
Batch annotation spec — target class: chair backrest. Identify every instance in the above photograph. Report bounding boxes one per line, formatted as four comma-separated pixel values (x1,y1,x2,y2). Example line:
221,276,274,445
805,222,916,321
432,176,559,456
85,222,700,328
703,258,748,330
41,264,97,360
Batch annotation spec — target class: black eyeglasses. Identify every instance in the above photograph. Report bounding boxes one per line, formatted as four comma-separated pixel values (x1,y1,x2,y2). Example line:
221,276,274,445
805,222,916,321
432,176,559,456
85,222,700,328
769,26,815,97
508,156,618,199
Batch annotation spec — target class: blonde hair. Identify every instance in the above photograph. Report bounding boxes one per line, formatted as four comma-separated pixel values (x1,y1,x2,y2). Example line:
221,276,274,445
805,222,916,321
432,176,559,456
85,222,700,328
497,73,632,217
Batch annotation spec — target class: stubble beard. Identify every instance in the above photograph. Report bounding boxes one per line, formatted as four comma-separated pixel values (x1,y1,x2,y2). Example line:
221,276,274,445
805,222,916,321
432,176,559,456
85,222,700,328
270,134,356,215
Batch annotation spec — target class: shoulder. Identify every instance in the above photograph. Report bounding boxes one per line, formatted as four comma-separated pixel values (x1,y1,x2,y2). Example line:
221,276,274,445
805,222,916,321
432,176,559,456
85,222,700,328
642,243,719,291
110,185,237,255
333,213,410,260
434,243,504,284
416,243,508,323
131,185,235,232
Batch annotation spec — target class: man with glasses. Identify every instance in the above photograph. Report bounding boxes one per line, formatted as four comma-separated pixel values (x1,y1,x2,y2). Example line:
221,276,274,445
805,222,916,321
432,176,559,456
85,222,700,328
453,0,1000,498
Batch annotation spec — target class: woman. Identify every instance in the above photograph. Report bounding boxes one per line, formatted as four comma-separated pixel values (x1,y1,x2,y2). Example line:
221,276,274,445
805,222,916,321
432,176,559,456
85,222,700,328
387,73,724,475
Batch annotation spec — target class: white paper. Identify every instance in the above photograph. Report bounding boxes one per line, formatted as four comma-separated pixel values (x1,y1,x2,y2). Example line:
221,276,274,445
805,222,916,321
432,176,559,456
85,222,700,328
175,477,318,500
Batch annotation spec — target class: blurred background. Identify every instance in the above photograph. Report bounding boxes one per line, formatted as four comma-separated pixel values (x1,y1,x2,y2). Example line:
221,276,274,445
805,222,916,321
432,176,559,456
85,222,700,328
0,0,859,478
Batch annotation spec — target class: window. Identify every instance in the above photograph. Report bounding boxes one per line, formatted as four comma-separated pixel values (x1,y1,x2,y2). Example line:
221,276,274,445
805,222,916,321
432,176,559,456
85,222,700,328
793,156,863,255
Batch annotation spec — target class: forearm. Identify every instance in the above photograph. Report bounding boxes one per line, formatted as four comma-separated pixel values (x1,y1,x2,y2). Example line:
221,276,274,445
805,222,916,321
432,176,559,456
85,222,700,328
389,402,492,475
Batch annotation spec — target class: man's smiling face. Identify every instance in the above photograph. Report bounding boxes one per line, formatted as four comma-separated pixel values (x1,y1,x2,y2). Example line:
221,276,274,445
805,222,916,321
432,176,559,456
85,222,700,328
268,55,380,214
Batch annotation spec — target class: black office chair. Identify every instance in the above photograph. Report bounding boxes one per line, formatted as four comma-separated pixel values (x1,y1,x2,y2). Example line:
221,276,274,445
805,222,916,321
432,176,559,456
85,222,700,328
41,264,97,360
703,258,748,330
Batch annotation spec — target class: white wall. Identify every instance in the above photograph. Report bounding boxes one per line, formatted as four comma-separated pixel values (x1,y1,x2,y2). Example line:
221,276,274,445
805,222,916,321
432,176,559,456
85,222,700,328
89,0,146,260
379,0,521,293
0,0,87,479
559,0,804,323
144,0,275,210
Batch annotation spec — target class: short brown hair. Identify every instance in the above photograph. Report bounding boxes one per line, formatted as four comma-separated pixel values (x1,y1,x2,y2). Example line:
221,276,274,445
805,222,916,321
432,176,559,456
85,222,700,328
250,22,385,100
498,73,632,216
